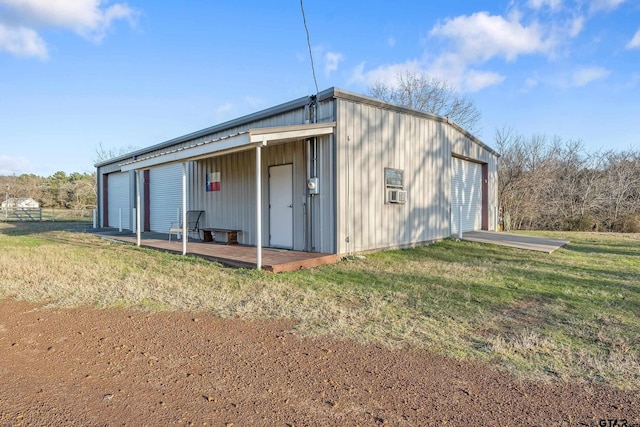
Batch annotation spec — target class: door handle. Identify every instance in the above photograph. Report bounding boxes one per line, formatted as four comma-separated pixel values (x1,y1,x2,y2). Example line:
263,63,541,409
288,204,293,208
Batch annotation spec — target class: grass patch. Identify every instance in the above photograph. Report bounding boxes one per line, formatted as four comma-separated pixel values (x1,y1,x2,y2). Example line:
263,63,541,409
0,222,638,389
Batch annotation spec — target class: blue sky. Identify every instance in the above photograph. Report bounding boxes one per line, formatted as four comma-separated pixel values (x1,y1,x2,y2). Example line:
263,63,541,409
1,0,638,176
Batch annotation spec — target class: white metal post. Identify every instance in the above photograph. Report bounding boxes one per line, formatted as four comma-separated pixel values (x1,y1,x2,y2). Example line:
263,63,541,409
119,208,123,232
256,144,263,270
135,170,141,246
458,205,463,239
92,209,97,229
182,161,187,256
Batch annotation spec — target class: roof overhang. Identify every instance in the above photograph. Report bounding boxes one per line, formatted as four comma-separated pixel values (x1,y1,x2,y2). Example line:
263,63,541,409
120,122,335,172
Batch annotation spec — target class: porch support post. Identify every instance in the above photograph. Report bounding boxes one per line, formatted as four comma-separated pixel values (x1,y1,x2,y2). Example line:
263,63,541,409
182,161,187,256
255,143,263,270
135,169,141,246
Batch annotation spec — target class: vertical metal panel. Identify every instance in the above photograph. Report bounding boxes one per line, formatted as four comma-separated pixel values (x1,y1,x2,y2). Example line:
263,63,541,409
98,171,106,227
334,96,498,255
188,140,310,251
149,163,184,233
309,134,336,254
107,171,131,230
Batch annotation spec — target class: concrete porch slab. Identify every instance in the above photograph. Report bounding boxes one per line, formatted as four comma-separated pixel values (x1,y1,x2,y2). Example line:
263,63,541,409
91,230,337,272
461,231,569,253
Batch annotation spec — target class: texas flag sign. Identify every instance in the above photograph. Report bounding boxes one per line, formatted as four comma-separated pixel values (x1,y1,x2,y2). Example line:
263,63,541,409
206,172,221,192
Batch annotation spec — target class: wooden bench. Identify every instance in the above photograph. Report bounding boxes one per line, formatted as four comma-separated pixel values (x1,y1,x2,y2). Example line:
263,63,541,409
202,228,241,245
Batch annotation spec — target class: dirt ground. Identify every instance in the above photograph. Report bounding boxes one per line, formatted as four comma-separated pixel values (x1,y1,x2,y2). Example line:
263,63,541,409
0,301,638,426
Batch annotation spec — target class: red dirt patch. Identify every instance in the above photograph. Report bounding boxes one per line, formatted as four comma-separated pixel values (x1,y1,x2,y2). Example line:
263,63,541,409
0,301,637,426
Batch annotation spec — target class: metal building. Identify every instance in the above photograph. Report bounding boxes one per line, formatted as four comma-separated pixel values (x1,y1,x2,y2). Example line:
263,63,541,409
95,88,499,266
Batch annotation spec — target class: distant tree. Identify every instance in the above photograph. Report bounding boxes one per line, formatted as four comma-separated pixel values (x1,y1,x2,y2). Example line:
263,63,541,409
496,127,640,232
368,71,482,134
94,142,140,164
1,171,97,209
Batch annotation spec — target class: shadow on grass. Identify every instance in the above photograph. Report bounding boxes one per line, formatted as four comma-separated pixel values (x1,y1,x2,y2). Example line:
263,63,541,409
0,220,92,236
565,240,640,257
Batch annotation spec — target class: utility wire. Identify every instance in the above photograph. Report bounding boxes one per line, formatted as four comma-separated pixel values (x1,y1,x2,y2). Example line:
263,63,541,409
300,0,319,94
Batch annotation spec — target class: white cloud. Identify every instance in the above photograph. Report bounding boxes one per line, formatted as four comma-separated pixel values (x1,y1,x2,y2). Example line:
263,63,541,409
570,66,611,86
0,154,31,175
465,70,506,91
350,4,622,95
0,23,47,58
589,0,626,12
626,29,640,50
527,0,563,11
568,15,585,37
349,60,420,88
349,56,502,93
429,12,554,63
0,0,136,58
387,37,396,47
324,51,344,77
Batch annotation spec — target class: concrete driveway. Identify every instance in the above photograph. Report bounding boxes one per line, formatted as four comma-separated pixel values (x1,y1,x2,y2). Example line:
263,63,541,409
461,231,569,253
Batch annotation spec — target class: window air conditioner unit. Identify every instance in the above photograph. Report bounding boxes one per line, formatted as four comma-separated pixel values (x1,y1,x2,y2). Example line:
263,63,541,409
388,189,407,204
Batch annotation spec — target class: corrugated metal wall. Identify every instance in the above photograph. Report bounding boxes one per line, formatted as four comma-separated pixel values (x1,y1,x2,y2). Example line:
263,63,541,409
335,98,498,255
183,98,336,254
107,171,132,230
149,163,185,233
308,134,336,254
188,140,321,251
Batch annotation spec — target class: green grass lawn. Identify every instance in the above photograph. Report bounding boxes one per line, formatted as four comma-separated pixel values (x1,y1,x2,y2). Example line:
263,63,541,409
0,221,638,389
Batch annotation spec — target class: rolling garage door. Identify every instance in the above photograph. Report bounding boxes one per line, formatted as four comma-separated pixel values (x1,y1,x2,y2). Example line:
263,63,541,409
451,157,482,235
107,171,131,230
149,163,185,233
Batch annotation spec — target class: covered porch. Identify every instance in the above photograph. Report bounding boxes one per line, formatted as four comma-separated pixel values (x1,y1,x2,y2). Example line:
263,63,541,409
119,122,336,270
93,230,338,273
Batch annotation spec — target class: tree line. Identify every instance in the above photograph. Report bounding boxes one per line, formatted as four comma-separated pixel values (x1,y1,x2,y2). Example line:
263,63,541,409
496,128,639,232
0,171,96,210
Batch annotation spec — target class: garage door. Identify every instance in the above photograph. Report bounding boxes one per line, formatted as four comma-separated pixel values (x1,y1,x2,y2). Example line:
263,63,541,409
107,172,131,230
451,157,482,235
149,163,185,233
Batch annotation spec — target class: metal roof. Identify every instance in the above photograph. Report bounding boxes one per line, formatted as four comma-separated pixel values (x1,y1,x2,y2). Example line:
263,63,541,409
96,87,498,169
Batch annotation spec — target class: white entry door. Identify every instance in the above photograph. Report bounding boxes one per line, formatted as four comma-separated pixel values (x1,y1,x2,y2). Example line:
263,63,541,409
269,164,293,249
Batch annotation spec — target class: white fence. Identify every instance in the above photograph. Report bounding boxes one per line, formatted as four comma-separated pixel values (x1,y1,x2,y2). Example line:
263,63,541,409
2,207,94,222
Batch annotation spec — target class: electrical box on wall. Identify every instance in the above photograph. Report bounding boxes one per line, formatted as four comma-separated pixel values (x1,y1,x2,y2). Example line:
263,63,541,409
307,177,319,195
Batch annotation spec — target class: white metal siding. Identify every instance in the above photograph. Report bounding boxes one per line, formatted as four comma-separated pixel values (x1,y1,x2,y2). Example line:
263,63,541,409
335,97,498,255
310,135,336,253
336,100,451,254
188,140,323,252
451,157,482,234
107,172,131,230
149,163,184,233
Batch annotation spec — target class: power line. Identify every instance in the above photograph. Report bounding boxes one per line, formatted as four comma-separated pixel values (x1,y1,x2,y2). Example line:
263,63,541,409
300,0,319,94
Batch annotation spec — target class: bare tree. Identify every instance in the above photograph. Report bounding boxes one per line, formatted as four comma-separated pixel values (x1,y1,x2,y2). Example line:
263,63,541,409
369,71,482,134
94,142,140,164
496,128,640,232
